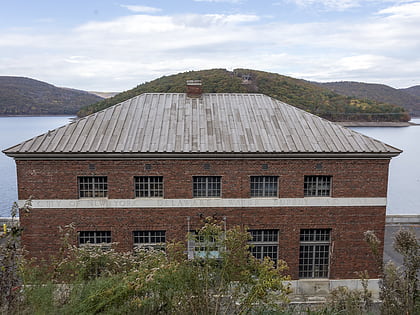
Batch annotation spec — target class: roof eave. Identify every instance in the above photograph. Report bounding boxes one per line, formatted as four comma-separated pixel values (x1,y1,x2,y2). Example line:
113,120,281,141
4,151,401,160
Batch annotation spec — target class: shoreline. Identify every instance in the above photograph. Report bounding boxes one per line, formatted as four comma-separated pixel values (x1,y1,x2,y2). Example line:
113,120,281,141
0,114,76,118
336,121,418,127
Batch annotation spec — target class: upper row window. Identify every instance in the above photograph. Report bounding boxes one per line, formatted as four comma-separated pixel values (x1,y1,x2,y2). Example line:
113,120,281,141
78,175,331,198
193,176,221,198
78,176,108,198
304,175,332,197
250,176,278,197
135,176,163,198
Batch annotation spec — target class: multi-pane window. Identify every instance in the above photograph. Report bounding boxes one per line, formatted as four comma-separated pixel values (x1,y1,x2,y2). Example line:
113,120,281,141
78,176,108,198
250,176,278,197
299,229,331,278
134,176,163,198
78,231,111,246
249,229,279,265
304,176,332,197
133,231,166,250
193,176,221,197
188,231,221,259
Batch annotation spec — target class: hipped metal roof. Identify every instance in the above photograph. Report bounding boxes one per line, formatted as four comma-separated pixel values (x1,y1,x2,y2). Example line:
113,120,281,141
3,93,402,159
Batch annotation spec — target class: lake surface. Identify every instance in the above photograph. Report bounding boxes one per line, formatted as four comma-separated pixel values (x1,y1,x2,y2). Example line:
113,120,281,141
351,118,420,215
0,116,74,217
0,116,419,217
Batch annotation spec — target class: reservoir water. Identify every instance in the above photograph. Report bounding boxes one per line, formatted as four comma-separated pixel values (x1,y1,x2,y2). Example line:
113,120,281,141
351,118,420,215
0,116,74,217
0,116,419,217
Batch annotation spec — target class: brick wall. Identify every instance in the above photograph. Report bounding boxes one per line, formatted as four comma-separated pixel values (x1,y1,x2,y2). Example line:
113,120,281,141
16,159,389,200
16,158,389,279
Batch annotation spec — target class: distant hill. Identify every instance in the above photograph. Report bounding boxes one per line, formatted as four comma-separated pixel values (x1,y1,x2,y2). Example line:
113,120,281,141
77,69,410,122
0,76,103,115
316,81,420,117
400,85,420,99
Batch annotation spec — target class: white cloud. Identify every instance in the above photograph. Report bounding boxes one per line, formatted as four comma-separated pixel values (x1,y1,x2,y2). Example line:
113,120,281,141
193,0,243,3
377,1,420,17
284,0,362,11
283,0,414,12
120,5,161,13
1,2,420,91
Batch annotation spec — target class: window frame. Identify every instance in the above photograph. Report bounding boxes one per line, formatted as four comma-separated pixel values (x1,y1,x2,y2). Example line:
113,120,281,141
133,230,166,251
248,229,279,265
134,176,164,198
192,176,222,198
78,176,108,198
188,230,223,259
250,176,279,198
304,175,332,197
78,231,112,247
298,229,331,278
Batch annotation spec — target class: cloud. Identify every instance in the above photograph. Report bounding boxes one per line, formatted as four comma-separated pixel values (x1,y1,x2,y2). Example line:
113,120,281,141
377,1,420,17
282,0,413,12
77,15,180,34
193,0,243,3
120,5,161,13
1,2,420,91
283,0,362,11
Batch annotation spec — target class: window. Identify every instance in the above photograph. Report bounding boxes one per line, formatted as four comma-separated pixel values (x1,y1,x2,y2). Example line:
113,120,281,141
78,176,107,198
78,231,111,246
133,231,166,250
249,230,279,265
193,176,221,197
304,176,331,196
188,231,222,259
250,176,278,197
135,176,163,198
299,229,331,278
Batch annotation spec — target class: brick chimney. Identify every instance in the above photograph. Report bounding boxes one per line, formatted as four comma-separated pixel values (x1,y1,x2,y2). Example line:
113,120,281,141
186,80,202,98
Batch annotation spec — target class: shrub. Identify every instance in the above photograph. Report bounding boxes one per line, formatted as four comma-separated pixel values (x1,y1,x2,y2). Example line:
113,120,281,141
14,218,292,314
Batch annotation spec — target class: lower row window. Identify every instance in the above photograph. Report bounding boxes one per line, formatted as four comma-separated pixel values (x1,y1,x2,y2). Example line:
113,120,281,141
133,230,166,250
188,231,222,259
78,231,112,251
77,229,331,278
299,229,331,278
77,230,166,249
249,229,279,265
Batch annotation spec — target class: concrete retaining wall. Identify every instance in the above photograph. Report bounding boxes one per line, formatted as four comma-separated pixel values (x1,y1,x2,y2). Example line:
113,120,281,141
287,279,381,302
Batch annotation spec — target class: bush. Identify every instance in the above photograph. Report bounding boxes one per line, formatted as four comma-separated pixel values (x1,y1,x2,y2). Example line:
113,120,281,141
13,218,292,314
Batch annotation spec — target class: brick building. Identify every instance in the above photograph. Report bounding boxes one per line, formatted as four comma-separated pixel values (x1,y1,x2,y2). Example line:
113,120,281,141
3,82,401,282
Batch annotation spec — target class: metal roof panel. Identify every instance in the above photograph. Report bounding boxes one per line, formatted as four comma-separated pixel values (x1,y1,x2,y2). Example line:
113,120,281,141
3,93,402,157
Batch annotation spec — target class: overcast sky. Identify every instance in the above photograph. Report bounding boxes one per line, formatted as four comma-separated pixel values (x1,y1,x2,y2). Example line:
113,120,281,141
1,0,419,91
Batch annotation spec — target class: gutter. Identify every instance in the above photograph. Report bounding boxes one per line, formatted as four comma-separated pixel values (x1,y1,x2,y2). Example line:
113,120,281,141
3,152,400,160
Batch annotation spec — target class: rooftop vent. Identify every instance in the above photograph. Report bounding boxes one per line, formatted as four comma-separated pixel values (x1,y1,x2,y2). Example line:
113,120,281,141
186,80,202,98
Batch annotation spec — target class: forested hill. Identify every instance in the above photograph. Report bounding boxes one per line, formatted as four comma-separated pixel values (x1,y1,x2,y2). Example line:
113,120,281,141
400,85,420,99
0,76,103,115
317,81,420,117
77,69,409,122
